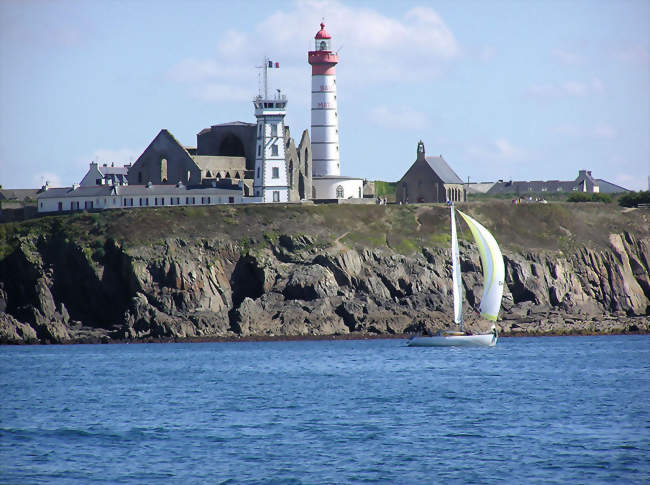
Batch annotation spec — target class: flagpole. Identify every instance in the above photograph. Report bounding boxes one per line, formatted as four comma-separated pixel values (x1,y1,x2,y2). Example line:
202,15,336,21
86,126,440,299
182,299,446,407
264,56,268,99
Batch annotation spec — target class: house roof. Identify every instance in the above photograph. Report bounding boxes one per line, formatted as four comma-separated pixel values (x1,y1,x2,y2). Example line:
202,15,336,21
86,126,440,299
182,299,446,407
595,179,630,193
38,184,242,199
98,165,128,176
0,189,42,201
38,186,114,199
425,156,464,184
487,180,579,194
197,121,255,135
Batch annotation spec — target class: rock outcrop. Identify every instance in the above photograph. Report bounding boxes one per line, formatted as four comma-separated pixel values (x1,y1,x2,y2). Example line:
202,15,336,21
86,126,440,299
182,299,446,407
1,230,648,344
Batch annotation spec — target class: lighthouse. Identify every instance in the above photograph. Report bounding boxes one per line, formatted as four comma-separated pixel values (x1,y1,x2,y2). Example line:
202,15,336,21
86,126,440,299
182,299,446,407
308,22,340,177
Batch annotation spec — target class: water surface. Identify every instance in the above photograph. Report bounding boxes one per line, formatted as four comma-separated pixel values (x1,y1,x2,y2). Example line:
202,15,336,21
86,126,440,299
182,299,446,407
1,335,648,483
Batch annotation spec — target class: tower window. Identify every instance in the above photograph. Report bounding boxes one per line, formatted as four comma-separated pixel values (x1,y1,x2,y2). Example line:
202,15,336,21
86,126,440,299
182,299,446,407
273,191,280,202
271,144,278,156
272,167,279,179
258,145,261,156
257,167,260,178
271,124,277,137
160,158,167,183
336,185,344,198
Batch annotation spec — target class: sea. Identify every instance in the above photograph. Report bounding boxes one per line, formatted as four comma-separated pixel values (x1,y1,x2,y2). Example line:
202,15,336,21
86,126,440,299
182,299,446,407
1,335,649,484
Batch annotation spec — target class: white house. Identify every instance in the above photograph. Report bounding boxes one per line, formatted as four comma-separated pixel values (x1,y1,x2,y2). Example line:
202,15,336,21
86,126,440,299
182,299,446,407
80,162,130,186
37,182,259,213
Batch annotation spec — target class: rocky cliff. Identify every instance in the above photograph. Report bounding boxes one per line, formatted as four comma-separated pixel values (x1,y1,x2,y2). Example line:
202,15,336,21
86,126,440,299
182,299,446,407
1,203,648,344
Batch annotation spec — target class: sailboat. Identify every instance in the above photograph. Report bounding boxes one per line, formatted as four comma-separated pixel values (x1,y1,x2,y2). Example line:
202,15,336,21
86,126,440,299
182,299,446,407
408,205,504,347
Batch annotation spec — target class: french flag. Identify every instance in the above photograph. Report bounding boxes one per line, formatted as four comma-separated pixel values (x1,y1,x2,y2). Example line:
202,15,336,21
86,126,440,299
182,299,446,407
268,61,280,68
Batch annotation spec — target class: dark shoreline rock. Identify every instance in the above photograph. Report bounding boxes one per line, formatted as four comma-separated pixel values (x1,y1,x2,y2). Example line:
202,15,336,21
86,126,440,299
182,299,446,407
1,230,649,345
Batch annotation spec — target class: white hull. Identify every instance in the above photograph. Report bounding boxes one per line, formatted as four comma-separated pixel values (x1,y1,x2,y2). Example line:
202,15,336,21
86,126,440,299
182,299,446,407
407,333,497,347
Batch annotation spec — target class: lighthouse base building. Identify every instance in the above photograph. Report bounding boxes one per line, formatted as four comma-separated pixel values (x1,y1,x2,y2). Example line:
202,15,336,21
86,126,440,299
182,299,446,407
311,176,363,200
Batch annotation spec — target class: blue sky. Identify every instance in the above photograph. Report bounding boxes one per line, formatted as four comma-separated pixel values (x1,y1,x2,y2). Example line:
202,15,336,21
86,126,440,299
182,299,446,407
1,0,648,190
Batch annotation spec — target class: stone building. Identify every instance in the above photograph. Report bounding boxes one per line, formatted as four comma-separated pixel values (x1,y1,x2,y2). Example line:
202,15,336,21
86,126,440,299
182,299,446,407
486,169,630,195
128,121,312,201
396,141,465,204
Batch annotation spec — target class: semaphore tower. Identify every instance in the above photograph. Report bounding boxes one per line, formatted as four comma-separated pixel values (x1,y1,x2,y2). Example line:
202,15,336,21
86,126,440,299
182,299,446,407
308,22,340,177
253,58,289,203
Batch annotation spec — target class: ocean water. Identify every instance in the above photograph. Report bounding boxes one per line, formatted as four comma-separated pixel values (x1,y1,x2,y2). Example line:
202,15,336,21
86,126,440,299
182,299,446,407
1,335,649,484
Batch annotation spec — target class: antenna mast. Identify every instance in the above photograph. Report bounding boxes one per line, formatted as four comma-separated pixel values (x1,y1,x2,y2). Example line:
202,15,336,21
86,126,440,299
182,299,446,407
255,57,270,98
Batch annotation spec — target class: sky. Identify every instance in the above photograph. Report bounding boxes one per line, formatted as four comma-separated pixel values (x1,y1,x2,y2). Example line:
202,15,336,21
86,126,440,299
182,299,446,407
0,0,648,190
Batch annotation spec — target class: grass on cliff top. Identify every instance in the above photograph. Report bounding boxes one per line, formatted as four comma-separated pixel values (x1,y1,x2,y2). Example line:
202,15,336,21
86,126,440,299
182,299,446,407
0,201,648,259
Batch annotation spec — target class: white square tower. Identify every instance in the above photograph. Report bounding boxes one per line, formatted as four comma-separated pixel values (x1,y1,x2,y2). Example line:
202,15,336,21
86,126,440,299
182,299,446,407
253,94,289,203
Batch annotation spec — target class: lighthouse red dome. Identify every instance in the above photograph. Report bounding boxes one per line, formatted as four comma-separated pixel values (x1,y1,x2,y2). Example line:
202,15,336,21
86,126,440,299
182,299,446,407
315,22,331,39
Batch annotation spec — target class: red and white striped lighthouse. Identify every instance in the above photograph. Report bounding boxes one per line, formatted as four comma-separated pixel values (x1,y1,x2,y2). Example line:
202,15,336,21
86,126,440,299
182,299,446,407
308,22,340,177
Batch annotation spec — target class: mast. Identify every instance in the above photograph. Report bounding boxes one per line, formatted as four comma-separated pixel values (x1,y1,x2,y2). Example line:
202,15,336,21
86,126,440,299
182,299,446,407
450,205,463,330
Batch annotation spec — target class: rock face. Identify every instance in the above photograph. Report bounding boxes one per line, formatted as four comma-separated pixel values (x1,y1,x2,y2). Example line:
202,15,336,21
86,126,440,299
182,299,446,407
0,231,648,344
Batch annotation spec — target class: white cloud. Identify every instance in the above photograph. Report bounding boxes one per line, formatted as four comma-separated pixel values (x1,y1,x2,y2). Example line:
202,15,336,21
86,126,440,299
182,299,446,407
89,148,140,165
167,0,460,104
553,122,617,139
466,138,529,163
368,105,432,131
32,172,63,188
527,77,604,98
552,48,583,66
592,123,616,139
613,44,649,65
478,45,496,62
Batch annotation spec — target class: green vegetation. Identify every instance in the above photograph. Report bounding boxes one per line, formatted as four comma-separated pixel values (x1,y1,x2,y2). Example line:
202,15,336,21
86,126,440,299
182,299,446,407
374,181,397,199
0,201,648,261
567,192,612,203
618,191,650,208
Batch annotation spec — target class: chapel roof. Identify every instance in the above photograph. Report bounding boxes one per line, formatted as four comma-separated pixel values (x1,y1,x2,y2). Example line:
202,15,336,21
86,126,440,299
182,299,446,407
425,156,464,185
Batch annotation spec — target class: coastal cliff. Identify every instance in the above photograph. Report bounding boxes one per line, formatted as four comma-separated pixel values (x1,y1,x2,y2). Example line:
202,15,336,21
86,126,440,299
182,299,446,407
1,203,648,343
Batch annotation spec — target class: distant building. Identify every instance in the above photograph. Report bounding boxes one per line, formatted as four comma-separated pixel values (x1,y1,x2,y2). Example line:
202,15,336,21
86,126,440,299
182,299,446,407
127,120,311,201
396,141,466,204
80,162,130,186
487,170,630,196
36,182,250,213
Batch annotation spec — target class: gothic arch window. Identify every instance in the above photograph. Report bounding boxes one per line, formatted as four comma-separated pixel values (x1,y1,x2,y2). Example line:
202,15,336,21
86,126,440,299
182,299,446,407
235,171,241,179
205,170,212,178
160,158,167,183
225,171,231,179
218,133,246,157
216,172,222,180
336,185,344,198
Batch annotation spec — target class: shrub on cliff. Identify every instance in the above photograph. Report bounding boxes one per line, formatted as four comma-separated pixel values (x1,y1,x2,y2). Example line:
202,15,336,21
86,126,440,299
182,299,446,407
618,191,650,208
567,192,612,203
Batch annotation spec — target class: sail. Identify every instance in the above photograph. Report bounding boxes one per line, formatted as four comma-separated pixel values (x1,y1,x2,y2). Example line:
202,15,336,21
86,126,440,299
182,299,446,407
456,210,505,321
450,207,463,326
